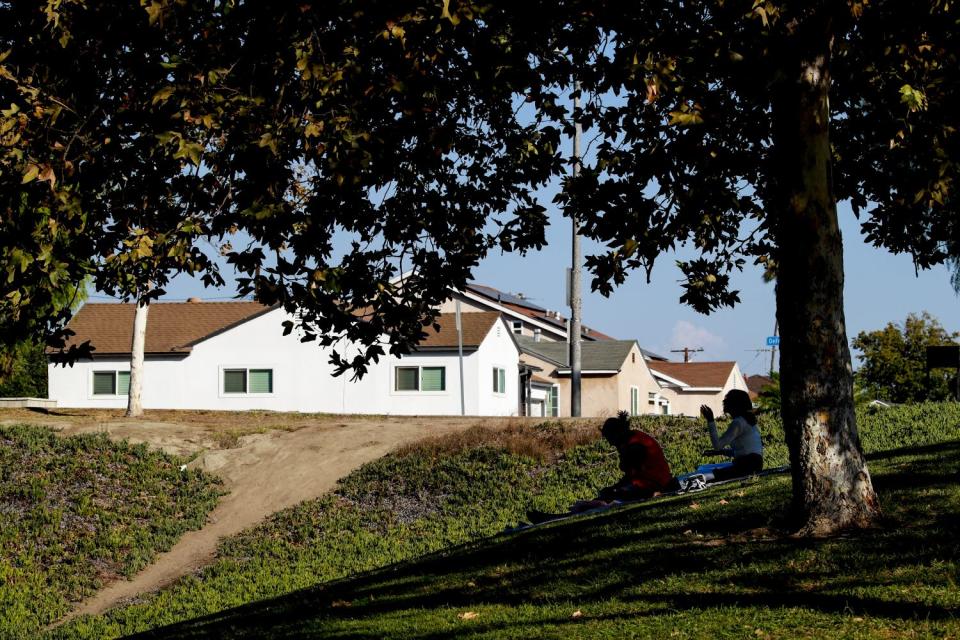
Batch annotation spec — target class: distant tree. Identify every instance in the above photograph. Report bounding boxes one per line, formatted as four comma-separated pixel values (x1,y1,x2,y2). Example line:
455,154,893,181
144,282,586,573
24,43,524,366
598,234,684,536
0,342,48,398
756,373,781,415
852,313,959,404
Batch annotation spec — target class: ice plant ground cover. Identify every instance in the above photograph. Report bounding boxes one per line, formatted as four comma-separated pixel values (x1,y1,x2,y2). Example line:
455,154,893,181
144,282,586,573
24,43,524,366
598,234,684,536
0,425,223,638
48,403,960,639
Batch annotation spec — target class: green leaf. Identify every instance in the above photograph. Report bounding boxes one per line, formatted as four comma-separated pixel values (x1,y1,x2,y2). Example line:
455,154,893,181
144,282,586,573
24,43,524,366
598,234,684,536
173,140,204,166
899,84,927,112
21,164,40,184
151,86,175,105
667,110,704,126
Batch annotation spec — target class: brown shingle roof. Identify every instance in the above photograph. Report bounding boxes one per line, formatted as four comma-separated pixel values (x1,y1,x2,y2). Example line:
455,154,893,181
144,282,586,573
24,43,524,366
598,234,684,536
58,301,274,355
417,312,501,349
647,361,737,388
745,374,774,399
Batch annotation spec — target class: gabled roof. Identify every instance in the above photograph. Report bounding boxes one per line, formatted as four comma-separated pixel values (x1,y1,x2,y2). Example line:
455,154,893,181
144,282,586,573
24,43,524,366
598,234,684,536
466,284,546,312
57,301,275,356
647,361,738,390
516,336,637,372
416,312,502,350
464,282,619,342
745,374,774,400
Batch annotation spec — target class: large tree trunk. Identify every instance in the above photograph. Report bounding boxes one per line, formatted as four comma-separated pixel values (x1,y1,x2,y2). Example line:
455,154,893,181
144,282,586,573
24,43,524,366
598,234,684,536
771,7,880,535
126,296,149,418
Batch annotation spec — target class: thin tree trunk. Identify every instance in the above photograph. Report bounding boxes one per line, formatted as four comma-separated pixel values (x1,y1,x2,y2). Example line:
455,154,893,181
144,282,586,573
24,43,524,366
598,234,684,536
126,296,149,418
771,7,880,535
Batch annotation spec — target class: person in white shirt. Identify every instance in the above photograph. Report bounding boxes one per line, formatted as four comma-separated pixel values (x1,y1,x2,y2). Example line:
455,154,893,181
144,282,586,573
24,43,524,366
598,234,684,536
698,389,764,482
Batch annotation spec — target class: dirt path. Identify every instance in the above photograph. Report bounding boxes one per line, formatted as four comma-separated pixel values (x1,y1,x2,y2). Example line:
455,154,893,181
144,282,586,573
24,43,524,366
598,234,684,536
0,410,524,623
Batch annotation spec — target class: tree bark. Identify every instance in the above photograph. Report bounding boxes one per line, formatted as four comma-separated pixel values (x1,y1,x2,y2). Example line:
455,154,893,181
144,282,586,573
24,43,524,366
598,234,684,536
126,296,149,418
771,7,880,535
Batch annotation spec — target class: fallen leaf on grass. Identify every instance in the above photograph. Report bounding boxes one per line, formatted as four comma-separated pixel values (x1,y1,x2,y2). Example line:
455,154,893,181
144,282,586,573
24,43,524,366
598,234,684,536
571,610,583,619
718,499,729,505
689,502,701,510
458,611,479,620
736,490,746,497
330,599,352,608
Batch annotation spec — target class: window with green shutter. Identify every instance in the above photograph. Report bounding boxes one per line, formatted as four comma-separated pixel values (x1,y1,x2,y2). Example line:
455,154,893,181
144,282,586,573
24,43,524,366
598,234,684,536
248,369,273,394
547,385,559,417
117,371,131,395
420,367,445,392
223,369,247,394
395,367,419,391
493,367,506,394
92,371,116,395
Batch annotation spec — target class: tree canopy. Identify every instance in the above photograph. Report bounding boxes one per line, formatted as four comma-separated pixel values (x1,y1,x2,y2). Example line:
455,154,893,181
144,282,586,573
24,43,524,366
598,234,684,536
3,0,959,532
853,312,959,403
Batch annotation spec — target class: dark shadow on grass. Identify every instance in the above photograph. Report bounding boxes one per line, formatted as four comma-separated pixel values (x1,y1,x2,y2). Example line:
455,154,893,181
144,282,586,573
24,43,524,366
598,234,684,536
866,439,960,462
126,443,960,639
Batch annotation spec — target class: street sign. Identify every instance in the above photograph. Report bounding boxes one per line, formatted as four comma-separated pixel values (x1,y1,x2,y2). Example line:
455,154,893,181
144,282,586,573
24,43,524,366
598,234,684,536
766,336,780,347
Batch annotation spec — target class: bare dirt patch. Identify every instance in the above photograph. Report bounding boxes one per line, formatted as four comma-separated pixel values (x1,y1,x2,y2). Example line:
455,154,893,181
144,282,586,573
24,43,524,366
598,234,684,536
0,409,548,622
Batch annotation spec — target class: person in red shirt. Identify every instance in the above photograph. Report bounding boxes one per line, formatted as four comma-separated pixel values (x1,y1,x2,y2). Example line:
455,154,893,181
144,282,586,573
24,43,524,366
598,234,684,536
525,412,673,524
596,411,674,501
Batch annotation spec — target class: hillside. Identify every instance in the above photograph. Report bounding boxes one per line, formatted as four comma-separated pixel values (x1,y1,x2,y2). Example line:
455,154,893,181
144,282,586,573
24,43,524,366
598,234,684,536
132,436,960,639
52,404,960,639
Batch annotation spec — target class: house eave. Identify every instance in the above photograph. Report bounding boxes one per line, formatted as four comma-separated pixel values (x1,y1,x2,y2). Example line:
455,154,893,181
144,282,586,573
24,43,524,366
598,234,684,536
554,369,620,376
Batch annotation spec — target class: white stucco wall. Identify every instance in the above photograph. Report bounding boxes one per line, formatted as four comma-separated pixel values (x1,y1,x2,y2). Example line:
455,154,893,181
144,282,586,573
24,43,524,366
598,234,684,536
48,309,521,416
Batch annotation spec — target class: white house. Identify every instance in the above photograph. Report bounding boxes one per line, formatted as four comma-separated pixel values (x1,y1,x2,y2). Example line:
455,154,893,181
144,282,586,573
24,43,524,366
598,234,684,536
48,302,520,416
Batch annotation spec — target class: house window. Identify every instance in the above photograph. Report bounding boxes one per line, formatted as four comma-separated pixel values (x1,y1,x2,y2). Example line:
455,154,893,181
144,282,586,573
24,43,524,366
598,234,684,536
223,368,273,394
630,387,639,416
395,367,419,391
648,391,657,406
631,353,636,363
546,385,559,417
512,320,523,335
421,366,446,392
493,367,506,394
395,366,446,392
93,371,130,396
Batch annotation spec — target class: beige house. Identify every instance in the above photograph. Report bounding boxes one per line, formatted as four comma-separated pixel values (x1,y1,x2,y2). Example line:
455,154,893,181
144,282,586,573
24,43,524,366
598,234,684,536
647,361,749,417
515,337,666,418
437,281,745,419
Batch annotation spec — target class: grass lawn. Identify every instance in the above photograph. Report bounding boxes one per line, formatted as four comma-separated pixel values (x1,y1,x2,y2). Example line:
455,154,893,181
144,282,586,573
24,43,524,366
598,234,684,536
51,403,960,639
0,425,223,639
131,437,960,639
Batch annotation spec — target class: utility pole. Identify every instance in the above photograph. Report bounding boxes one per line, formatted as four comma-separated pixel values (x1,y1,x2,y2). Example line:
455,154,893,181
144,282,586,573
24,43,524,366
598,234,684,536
670,347,704,363
569,80,583,418
455,300,465,416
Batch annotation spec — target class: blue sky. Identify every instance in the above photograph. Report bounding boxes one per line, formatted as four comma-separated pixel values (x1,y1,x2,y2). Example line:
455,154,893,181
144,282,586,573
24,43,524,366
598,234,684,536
481,202,958,375
131,198,958,377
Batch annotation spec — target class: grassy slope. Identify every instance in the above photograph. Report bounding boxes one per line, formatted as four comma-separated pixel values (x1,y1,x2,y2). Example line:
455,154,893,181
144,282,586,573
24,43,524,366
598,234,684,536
137,437,960,639
54,403,960,639
0,425,223,639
